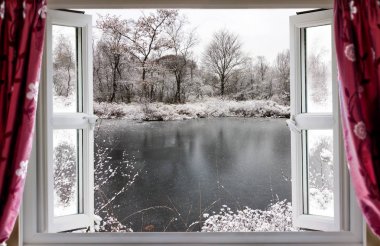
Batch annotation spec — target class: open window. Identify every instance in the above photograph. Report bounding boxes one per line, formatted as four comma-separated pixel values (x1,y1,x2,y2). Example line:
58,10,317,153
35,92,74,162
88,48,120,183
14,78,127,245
23,4,363,246
288,9,346,231
40,9,95,232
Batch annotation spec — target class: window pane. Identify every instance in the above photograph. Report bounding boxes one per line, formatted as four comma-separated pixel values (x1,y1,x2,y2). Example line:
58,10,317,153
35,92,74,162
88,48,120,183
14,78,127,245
52,25,82,113
304,25,332,113
305,130,334,217
53,129,82,217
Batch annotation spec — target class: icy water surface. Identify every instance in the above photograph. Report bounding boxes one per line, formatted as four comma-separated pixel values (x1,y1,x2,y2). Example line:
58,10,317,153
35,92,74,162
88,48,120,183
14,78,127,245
95,118,291,232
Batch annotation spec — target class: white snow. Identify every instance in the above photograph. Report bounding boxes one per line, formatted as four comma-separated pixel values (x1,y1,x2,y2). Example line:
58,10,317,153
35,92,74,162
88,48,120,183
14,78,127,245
201,200,297,232
54,194,78,217
53,94,77,113
309,188,334,217
94,98,290,121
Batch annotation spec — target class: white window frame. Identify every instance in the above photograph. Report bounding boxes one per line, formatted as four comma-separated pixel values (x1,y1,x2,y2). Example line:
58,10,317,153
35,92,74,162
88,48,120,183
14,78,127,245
288,9,345,232
36,9,95,233
21,1,364,246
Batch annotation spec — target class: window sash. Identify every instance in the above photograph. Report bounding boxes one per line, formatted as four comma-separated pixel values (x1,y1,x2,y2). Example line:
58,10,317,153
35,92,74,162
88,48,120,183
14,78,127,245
289,9,346,232
42,9,94,233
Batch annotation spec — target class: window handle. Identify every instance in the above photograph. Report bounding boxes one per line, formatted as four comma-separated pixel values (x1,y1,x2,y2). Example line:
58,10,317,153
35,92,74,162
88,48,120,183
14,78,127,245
84,115,98,130
286,116,301,133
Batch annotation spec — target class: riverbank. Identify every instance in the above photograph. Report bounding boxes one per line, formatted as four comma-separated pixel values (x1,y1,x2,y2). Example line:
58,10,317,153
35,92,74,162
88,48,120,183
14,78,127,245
94,98,290,121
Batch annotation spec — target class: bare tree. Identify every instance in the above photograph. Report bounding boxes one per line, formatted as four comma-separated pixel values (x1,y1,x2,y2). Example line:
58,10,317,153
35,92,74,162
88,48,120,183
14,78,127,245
253,56,272,99
97,10,178,100
163,16,197,103
95,15,131,102
308,51,328,105
53,35,75,97
254,56,269,84
95,33,127,102
92,12,292,106
274,50,290,104
203,30,244,96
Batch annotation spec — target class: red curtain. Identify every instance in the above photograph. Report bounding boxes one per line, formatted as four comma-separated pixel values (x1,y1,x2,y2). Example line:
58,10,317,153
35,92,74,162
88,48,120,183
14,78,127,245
0,0,46,242
334,0,380,236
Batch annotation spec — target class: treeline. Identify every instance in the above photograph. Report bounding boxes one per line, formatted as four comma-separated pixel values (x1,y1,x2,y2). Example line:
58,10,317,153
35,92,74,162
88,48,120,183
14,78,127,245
53,10,327,106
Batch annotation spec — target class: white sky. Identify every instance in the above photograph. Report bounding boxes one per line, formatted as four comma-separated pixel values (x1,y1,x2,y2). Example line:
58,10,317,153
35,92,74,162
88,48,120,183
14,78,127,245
78,9,311,63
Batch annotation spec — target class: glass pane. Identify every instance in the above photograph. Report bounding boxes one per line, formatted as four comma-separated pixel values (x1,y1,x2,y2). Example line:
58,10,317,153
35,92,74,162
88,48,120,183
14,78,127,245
52,25,82,113
304,25,332,113
53,129,82,217
306,130,334,217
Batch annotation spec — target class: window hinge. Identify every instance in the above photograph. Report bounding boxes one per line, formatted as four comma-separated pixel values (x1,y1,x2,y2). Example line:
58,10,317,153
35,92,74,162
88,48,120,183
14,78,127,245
286,116,301,133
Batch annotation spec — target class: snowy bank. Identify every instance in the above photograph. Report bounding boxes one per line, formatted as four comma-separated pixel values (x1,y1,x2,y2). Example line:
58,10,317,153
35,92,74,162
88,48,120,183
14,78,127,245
202,200,297,232
94,98,290,121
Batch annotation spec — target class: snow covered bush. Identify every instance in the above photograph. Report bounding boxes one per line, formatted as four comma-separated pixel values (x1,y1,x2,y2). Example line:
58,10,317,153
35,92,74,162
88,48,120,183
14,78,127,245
53,142,77,206
201,200,297,232
94,102,144,120
94,137,141,232
95,212,133,232
94,98,290,121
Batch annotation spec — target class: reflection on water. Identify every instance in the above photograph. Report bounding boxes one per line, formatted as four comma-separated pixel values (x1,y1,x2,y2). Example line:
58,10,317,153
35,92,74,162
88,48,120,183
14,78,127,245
95,118,291,232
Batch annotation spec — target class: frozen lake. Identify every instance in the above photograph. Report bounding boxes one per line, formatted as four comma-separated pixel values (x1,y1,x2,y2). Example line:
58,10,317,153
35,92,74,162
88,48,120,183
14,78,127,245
94,118,292,232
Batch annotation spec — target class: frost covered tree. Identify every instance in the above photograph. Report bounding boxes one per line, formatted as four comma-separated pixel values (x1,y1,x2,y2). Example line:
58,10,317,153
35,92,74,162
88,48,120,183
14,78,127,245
91,10,292,108
162,16,197,103
97,10,179,100
231,57,259,100
203,30,244,96
307,50,329,105
253,56,272,99
273,50,290,105
53,34,76,97
94,18,132,102
53,142,77,206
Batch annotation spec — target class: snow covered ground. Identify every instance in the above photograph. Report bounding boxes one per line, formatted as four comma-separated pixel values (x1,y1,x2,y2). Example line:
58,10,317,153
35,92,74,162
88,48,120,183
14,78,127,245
201,200,297,232
94,98,290,121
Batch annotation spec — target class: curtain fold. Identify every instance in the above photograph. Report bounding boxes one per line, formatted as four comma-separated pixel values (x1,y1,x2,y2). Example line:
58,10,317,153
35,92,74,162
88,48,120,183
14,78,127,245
0,0,46,242
334,0,380,236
